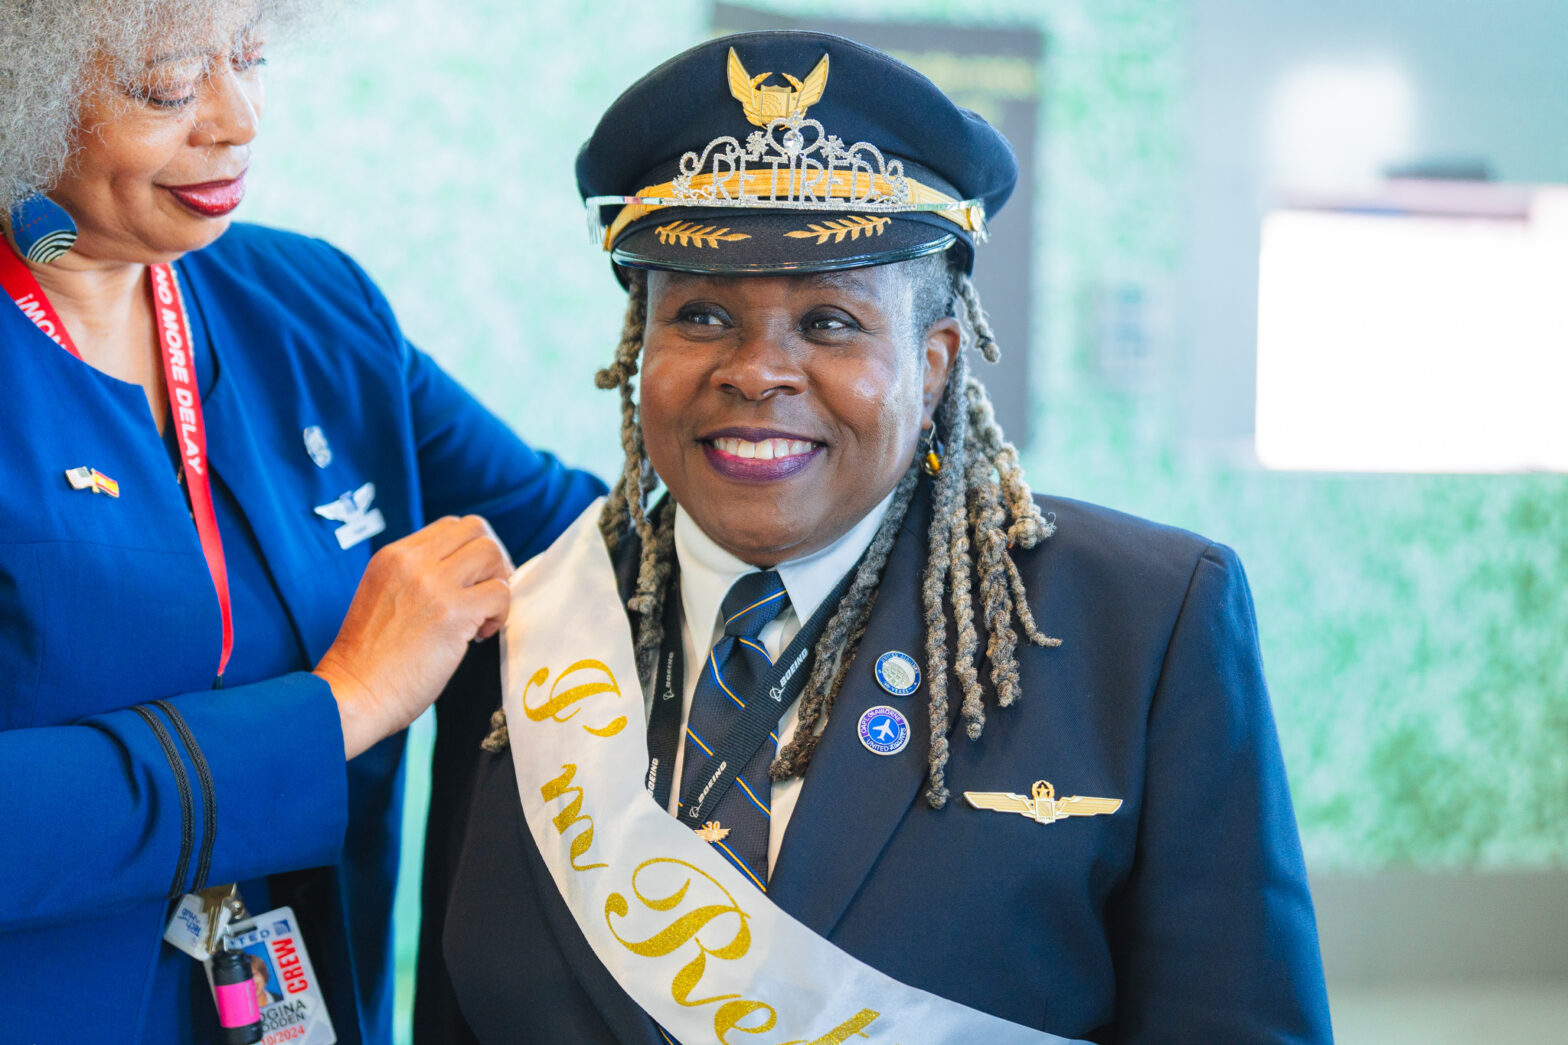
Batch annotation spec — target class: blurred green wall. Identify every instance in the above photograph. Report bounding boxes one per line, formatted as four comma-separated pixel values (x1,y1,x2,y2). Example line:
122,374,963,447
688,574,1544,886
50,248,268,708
243,0,1567,1035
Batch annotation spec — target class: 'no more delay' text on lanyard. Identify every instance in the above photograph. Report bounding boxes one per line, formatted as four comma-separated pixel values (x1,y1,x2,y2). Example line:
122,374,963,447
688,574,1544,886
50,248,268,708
0,244,233,684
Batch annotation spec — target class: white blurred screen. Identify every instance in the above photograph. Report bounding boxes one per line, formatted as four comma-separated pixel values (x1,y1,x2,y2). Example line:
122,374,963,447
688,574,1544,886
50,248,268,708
1255,194,1568,472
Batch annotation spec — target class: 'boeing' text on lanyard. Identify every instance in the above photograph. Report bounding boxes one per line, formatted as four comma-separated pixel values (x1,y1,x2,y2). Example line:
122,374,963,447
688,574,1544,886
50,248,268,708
646,564,856,825
1,244,234,684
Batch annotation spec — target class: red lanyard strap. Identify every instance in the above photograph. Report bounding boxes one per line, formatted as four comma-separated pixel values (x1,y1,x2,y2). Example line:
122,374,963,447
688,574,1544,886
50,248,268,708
1,242,85,358
3,245,234,681
151,263,233,681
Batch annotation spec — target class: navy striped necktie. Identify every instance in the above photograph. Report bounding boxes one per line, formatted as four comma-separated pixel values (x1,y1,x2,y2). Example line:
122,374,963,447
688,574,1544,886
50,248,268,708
681,569,789,890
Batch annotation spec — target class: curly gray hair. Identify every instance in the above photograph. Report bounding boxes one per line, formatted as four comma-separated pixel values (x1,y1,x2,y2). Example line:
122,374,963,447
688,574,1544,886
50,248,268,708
0,0,311,212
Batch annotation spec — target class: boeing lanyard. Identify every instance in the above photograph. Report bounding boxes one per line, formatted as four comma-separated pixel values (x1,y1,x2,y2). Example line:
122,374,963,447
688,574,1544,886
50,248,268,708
1,245,234,683
646,563,856,826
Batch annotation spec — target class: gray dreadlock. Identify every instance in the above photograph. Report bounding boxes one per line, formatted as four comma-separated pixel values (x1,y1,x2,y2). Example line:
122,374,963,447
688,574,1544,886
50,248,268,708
593,251,1059,807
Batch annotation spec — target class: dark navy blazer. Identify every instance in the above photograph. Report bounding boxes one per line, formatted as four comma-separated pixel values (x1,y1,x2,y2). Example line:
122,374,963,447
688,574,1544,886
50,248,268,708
419,481,1334,1043
0,224,603,1043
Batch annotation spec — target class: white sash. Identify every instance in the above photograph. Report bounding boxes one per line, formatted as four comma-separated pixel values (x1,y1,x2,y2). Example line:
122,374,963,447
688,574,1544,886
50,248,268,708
501,502,1083,1045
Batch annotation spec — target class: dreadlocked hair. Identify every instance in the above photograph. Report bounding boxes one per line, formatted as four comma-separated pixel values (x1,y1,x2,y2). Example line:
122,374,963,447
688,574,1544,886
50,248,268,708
593,253,1058,808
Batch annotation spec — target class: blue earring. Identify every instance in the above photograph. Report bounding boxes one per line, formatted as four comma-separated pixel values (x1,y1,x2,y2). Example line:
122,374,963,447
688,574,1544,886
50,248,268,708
7,192,78,263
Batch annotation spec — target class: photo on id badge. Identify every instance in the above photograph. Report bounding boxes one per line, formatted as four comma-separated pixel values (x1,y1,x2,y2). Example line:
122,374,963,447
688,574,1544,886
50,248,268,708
237,944,284,1008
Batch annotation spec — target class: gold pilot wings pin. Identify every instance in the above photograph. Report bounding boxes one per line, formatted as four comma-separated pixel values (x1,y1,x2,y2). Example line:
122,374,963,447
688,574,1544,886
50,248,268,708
964,780,1122,825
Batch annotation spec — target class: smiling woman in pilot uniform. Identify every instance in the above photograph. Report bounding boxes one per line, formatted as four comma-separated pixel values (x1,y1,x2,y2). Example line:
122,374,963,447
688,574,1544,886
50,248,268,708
420,30,1332,1045
0,1,601,1041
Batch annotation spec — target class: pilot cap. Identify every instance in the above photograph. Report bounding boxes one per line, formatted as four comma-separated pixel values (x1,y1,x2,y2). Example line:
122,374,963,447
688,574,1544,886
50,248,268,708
578,31,1017,277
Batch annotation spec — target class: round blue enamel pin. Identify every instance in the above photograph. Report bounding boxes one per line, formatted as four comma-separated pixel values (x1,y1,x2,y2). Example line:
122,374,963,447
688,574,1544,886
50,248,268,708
874,650,921,697
857,705,910,756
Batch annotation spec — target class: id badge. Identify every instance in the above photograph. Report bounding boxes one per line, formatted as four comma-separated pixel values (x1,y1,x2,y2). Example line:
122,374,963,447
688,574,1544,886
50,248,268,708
205,906,337,1045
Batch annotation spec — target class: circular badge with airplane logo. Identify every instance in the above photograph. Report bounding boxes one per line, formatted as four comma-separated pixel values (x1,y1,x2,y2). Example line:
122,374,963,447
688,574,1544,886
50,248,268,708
874,650,921,697
857,705,910,756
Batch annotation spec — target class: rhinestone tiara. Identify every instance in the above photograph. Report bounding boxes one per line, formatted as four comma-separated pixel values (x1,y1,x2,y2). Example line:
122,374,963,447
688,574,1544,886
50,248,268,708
586,108,988,250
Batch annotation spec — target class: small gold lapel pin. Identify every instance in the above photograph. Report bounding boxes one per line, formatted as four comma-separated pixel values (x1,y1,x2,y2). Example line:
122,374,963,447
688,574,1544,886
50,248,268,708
695,821,730,843
964,780,1121,826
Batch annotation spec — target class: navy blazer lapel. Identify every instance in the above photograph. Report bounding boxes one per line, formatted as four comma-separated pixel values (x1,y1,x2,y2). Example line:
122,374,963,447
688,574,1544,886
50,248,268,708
767,481,936,936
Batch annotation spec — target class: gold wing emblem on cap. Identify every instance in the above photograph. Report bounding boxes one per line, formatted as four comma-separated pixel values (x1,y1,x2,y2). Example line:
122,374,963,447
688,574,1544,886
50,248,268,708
727,47,830,127
964,780,1122,826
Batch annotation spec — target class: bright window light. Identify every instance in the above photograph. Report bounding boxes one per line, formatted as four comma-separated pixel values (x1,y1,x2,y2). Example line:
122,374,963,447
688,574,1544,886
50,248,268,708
1265,62,1416,189
1255,187,1568,473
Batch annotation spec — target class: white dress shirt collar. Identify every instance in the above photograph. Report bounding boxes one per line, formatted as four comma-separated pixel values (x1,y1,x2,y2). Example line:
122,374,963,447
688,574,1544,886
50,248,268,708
673,488,898,646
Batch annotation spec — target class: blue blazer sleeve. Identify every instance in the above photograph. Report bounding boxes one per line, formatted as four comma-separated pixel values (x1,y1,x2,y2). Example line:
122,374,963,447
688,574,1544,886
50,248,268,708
1108,544,1332,1042
331,249,606,562
404,343,605,562
0,673,347,933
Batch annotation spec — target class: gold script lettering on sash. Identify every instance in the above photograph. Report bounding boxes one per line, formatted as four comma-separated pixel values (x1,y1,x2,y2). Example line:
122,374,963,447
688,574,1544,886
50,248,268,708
606,858,780,1033
606,859,756,1003
520,659,629,737
603,860,888,1043
539,763,608,871
714,998,778,1039
776,1008,885,1044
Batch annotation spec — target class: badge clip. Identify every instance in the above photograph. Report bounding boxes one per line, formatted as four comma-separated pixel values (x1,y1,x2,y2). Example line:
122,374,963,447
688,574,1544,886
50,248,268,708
164,883,247,961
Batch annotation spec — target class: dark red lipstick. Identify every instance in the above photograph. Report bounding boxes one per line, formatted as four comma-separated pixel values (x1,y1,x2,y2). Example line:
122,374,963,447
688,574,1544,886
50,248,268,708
163,173,246,217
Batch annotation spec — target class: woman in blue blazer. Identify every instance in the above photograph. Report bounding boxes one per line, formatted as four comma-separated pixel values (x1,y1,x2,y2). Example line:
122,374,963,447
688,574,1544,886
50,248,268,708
0,2,602,1041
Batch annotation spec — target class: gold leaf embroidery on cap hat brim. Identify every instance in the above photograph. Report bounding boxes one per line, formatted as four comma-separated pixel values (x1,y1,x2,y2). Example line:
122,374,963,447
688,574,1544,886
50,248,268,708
654,221,751,247
784,215,890,244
